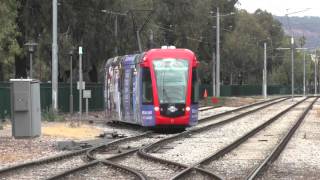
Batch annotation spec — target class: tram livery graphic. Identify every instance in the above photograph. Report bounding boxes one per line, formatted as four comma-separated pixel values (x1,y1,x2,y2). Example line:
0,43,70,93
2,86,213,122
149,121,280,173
104,47,199,127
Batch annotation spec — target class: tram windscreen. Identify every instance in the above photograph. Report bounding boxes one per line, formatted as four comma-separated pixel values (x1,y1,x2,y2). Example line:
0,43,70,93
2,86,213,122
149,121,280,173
153,59,189,104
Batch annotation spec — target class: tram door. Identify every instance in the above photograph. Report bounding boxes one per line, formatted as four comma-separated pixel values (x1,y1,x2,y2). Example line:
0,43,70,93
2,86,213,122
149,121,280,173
122,55,136,123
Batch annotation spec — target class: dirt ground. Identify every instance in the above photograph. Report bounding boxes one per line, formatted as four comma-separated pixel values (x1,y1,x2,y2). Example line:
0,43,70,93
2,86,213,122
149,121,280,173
0,121,103,167
200,96,265,107
222,97,261,107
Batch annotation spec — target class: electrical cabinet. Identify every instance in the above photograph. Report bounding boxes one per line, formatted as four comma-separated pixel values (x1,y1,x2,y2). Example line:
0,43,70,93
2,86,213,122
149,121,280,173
10,79,41,138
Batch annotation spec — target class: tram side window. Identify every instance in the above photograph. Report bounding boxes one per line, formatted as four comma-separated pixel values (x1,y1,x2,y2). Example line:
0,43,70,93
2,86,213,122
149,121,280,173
142,68,153,104
191,68,199,104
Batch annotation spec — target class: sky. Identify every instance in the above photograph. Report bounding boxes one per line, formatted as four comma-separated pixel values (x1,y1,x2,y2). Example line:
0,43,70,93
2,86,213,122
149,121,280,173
237,0,320,17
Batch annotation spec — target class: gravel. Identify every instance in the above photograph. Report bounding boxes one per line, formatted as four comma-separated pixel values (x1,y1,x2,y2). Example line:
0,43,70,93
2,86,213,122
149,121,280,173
0,154,87,180
150,98,304,166
113,152,182,179
196,97,288,128
198,106,236,119
61,163,135,180
0,126,67,169
204,98,313,179
95,133,173,160
0,120,146,169
260,98,320,179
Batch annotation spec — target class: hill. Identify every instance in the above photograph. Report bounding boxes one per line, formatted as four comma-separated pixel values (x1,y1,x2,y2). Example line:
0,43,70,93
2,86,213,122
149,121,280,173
274,16,320,48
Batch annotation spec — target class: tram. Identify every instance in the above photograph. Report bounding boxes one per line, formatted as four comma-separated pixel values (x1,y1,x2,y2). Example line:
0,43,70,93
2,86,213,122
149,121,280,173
104,46,199,127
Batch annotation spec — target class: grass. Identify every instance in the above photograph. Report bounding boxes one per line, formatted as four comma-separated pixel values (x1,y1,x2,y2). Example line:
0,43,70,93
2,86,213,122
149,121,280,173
42,107,64,122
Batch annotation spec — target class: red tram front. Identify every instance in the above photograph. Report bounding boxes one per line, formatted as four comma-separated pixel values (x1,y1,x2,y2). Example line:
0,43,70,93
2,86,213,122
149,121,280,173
140,47,199,127
104,47,199,128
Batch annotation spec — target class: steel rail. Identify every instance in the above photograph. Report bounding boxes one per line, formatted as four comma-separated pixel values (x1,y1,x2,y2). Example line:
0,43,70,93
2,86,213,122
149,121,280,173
47,97,285,178
47,158,147,180
138,97,292,179
108,149,222,180
88,136,223,180
86,131,153,161
47,148,139,179
0,148,87,174
199,96,286,112
199,105,222,111
198,96,288,124
0,131,152,176
0,96,290,179
171,97,309,179
246,97,319,180
141,96,288,157
50,146,221,180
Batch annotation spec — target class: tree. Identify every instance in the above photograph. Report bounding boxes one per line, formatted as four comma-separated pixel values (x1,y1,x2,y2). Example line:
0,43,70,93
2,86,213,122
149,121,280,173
0,0,21,81
222,10,267,85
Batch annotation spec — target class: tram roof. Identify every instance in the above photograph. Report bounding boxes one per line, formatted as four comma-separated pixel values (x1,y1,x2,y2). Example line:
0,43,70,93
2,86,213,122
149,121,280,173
105,48,198,67
144,48,197,63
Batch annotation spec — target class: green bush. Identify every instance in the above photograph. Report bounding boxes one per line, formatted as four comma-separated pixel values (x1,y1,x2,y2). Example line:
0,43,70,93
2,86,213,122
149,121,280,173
42,107,64,122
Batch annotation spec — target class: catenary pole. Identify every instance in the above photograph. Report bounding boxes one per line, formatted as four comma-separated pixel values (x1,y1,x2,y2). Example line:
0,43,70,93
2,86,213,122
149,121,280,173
263,42,267,99
30,52,33,79
291,37,294,100
212,51,216,97
216,7,220,97
114,15,118,56
315,50,317,95
303,50,306,96
137,30,142,52
70,53,73,114
79,47,83,124
52,0,58,112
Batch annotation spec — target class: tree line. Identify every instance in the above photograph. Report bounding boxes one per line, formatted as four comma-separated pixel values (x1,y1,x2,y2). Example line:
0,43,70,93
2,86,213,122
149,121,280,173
0,0,316,89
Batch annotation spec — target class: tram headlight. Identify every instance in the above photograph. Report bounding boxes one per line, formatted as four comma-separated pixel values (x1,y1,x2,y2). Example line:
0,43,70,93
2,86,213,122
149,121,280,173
186,106,190,112
154,106,160,111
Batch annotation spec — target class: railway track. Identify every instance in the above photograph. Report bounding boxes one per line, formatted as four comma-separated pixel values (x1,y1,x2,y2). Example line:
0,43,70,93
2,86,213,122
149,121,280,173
197,96,288,127
134,97,304,179
0,96,290,179
49,159,147,180
246,97,318,179
134,97,299,178
259,97,320,179
49,147,221,180
170,97,318,179
139,97,294,162
43,97,288,179
0,132,153,180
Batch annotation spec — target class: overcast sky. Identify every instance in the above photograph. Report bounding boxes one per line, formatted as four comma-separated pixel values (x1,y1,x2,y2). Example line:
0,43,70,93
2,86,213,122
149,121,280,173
237,0,320,17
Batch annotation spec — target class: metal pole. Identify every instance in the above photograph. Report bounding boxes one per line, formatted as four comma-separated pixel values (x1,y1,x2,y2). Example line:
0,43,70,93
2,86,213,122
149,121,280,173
216,7,220,97
70,54,73,114
263,42,267,99
315,50,317,95
30,52,33,79
114,15,118,56
52,0,58,112
291,37,294,100
212,52,216,96
79,47,83,123
137,30,142,52
86,98,88,117
303,51,306,96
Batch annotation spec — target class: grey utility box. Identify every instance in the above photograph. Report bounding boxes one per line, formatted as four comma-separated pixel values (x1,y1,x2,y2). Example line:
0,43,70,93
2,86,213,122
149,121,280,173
10,79,41,138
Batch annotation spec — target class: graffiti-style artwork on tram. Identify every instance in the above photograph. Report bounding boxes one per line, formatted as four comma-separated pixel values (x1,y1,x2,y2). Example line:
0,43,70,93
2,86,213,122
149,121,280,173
104,47,199,128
